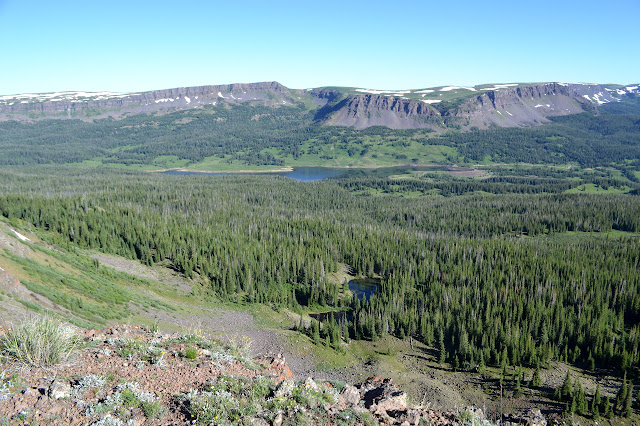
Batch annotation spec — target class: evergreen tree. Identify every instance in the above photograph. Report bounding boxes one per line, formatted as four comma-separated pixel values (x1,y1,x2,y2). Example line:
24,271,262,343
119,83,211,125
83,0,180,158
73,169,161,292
592,384,601,414
623,383,633,418
531,366,541,387
615,374,629,414
312,320,320,345
558,371,573,402
438,330,446,365
514,375,523,398
603,397,613,419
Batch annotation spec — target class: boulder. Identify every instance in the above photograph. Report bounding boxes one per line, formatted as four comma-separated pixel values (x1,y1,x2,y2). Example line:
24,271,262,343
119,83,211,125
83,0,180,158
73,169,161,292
339,384,361,407
48,380,70,400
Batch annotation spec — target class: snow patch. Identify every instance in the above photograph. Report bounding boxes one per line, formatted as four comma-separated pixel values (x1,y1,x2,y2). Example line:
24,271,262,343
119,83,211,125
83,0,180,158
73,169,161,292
184,96,191,104
154,98,175,103
355,89,412,95
415,89,435,93
0,91,137,103
617,89,627,95
497,111,502,115
12,230,31,242
422,100,441,104
482,83,518,90
627,86,638,92
505,111,513,116
534,104,544,108
439,86,476,92
582,95,592,101
218,92,225,98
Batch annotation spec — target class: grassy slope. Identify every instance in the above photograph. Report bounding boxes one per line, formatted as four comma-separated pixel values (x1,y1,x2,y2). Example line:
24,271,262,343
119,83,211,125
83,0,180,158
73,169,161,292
2,206,639,422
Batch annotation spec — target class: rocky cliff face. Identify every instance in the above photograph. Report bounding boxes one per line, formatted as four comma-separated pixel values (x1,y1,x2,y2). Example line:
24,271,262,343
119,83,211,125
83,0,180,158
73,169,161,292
1,81,636,131
444,83,622,129
322,94,442,130
323,83,634,130
0,81,302,120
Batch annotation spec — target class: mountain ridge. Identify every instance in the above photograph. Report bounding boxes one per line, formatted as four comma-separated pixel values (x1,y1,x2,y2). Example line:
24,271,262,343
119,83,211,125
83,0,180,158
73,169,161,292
0,81,638,131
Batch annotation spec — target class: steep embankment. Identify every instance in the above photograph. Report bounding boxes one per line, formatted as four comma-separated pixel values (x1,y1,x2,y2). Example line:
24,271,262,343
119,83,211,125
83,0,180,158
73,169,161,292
2,81,638,132
445,82,626,129
0,82,305,120
321,83,638,130
317,93,442,130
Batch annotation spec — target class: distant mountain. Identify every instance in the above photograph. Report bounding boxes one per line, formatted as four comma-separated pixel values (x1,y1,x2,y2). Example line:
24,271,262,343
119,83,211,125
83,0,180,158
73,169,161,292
1,81,638,131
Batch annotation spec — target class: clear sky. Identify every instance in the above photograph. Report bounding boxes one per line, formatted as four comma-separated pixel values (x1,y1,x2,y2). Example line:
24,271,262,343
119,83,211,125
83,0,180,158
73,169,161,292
1,0,638,95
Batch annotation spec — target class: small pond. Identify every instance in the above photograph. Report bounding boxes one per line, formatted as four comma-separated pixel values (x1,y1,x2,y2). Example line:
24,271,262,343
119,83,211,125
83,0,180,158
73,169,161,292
309,278,380,322
348,278,380,302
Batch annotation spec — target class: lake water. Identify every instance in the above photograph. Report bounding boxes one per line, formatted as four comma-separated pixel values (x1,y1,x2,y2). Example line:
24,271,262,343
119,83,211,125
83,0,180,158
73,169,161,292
348,278,379,301
309,278,380,322
274,167,346,181
160,165,458,182
161,167,344,182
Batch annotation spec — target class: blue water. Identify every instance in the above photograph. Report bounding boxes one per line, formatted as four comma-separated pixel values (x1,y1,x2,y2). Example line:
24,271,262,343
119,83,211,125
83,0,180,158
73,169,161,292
161,167,346,182
161,165,457,182
275,167,346,182
348,278,380,301
309,278,380,322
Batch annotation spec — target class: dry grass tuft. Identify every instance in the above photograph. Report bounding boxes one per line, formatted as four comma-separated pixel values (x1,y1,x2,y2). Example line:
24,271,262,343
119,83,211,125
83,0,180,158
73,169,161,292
0,315,81,367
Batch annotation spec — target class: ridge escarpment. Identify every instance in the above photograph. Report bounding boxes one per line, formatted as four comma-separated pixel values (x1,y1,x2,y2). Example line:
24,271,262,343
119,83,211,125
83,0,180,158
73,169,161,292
1,81,637,131
0,81,298,120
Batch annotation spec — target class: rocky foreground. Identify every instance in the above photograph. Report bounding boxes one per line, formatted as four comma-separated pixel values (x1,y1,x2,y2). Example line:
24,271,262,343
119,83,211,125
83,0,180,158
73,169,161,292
0,325,548,425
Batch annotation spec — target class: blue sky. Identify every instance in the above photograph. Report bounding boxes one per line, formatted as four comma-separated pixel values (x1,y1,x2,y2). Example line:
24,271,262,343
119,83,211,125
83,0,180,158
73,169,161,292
1,0,638,94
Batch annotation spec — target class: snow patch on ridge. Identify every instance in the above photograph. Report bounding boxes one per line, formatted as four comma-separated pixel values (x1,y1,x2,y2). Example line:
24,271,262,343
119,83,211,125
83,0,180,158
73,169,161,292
439,86,476,92
482,83,518,90
0,91,139,104
355,89,412,95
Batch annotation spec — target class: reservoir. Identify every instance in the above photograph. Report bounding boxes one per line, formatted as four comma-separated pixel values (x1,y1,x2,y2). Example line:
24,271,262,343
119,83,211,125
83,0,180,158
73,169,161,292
161,167,344,182
162,165,460,182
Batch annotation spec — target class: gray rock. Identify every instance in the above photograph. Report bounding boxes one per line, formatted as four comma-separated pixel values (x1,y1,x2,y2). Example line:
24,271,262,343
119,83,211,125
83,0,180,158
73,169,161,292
339,384,361,407
22,387,38,397
48,380,71,400
373,391,407,415
272,411,283,426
